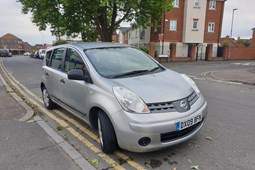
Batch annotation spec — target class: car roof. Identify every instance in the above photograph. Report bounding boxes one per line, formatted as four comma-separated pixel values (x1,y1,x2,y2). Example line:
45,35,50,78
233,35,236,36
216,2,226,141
53,42,131,50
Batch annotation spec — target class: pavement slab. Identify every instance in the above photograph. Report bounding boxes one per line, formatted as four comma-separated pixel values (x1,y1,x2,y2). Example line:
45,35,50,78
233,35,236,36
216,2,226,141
0,84,25,120
0,121,80,170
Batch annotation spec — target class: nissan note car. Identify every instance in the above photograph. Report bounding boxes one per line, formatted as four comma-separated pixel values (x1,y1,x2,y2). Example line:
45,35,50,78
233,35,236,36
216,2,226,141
41,42,208,154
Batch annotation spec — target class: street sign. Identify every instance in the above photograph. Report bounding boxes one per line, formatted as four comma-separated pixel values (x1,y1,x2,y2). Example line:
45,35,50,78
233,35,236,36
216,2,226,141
158,54,169,58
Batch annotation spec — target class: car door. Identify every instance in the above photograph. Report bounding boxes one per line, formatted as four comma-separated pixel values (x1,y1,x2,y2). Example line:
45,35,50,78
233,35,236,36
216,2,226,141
42,48,65,99
58,48,90,115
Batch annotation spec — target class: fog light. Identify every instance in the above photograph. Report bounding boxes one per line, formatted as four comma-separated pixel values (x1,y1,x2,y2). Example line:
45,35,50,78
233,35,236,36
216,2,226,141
138,137,151,146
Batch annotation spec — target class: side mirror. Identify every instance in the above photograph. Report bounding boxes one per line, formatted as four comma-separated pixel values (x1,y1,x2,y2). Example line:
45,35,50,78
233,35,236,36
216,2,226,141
67,69,89,82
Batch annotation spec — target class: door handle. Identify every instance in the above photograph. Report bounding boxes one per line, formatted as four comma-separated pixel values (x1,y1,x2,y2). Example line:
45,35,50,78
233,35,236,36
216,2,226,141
60,79,65,84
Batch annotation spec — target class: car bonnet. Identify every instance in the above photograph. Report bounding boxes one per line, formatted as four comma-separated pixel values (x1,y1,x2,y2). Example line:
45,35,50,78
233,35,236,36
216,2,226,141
108,70,194,104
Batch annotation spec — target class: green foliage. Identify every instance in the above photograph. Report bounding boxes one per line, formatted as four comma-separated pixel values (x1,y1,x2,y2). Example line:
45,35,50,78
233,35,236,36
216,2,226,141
53,40,68,46
222,40,229,46
55,125,63,131
140,47,149,54
18,0,173,42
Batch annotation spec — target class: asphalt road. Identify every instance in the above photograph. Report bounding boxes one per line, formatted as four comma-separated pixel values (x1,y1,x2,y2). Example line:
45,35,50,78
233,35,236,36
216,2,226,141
2,55,255,170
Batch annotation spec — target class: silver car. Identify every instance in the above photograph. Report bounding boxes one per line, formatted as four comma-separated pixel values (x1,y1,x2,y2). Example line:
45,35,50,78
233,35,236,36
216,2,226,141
41,42,207,154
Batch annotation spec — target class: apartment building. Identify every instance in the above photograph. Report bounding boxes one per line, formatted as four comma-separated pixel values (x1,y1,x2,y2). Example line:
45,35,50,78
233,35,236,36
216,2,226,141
150,0,226,61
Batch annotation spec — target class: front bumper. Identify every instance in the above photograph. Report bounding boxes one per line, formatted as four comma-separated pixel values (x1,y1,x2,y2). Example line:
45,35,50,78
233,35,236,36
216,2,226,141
111,96,208,152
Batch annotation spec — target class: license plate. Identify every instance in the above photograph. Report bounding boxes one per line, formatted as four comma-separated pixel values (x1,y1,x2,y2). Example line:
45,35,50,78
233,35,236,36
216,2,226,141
176,114,202,131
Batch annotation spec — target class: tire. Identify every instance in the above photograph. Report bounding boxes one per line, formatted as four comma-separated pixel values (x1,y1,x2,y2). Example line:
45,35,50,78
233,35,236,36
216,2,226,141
98,111,118,154
42,87,56,109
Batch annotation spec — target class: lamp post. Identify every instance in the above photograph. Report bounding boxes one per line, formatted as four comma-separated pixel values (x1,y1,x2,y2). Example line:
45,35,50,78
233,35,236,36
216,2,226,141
161,13,166,55
228,8,238,60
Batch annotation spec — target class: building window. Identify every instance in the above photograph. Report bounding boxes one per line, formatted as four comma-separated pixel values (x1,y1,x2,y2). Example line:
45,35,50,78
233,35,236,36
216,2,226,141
192,19,199,30
209,0,216,9
194,0,200,7
170,20,177,31
208,22,215,32
173,0,179,8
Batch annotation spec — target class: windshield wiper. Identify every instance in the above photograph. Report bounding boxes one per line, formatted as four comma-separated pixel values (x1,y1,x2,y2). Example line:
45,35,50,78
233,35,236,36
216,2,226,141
148,66,161,72
110,69,149,78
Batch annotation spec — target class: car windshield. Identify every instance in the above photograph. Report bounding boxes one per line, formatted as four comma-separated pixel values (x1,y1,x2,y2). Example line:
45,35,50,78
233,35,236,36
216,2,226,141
42,50,46,53
85,47,164,78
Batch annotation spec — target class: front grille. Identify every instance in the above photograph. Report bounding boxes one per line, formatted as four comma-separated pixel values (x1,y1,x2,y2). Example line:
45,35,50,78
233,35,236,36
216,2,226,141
161,120,203,143
147,91,199,113
147,102,176,113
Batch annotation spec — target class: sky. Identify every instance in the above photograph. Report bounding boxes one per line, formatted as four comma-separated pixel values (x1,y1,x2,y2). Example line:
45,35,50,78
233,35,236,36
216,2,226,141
0,0,254,45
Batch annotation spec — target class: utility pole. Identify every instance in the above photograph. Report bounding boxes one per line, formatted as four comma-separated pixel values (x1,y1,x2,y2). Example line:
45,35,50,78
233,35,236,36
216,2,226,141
161,13,166,55
228,8,238,60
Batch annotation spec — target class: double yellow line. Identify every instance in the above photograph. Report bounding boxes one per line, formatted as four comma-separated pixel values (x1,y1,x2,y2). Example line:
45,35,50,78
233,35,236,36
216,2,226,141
0,61,145,170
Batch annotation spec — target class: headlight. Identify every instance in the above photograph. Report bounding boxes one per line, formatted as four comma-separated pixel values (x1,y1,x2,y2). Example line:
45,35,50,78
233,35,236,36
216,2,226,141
181,74,201,97
113,86,150,113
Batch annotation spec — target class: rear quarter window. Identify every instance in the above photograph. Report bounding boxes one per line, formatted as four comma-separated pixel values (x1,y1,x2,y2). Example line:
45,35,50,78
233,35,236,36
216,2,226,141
50,48,65,70
45,50,52,66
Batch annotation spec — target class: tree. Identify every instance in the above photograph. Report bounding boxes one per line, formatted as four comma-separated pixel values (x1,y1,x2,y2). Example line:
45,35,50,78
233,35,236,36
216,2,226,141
53,40,68,46
18,0,173,42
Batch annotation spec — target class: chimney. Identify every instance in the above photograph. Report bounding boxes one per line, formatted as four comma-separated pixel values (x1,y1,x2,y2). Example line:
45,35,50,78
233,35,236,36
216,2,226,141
252,28,255,44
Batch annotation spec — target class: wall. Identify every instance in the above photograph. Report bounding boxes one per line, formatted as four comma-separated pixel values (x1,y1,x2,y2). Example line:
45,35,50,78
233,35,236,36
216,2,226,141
230,47,255,60
183,0,207,43
204,0,225,43
176,43,189,57
163,0,185,42
118,32,125,43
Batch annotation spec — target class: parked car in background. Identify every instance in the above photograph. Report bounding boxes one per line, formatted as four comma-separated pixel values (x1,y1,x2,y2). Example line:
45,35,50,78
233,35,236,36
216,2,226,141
39,49,46,60
24,52,31,56
0,49,12,57
41,42,208,154
29,52,35,58
8,52,12,57
34,51,39,59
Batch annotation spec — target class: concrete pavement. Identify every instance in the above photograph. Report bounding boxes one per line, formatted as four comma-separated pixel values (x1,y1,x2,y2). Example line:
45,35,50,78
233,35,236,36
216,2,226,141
0,77,81,170
162,60,255,86
211,68,255,85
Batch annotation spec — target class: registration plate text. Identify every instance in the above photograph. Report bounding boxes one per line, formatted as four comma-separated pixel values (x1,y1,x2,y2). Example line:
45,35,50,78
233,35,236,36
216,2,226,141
176,114,202,131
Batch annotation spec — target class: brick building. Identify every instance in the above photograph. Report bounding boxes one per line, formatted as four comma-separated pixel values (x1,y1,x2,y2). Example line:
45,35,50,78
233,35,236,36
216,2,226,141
0,33,25,55
149,0,226,61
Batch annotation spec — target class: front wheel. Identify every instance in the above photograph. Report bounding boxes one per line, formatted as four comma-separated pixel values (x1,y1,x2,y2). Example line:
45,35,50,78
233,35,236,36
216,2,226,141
42,87,56,109
98,111,118,154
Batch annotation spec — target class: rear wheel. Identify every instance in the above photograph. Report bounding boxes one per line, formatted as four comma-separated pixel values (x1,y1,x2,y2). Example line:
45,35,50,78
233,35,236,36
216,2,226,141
98,111,118,154
42,87,56,109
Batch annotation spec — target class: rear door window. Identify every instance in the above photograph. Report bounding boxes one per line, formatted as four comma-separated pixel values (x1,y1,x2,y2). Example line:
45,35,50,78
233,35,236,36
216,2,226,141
50,48,65,70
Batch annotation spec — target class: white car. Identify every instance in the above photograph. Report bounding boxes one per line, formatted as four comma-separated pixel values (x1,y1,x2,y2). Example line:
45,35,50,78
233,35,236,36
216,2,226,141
24,52,31,56
39,49,46,59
